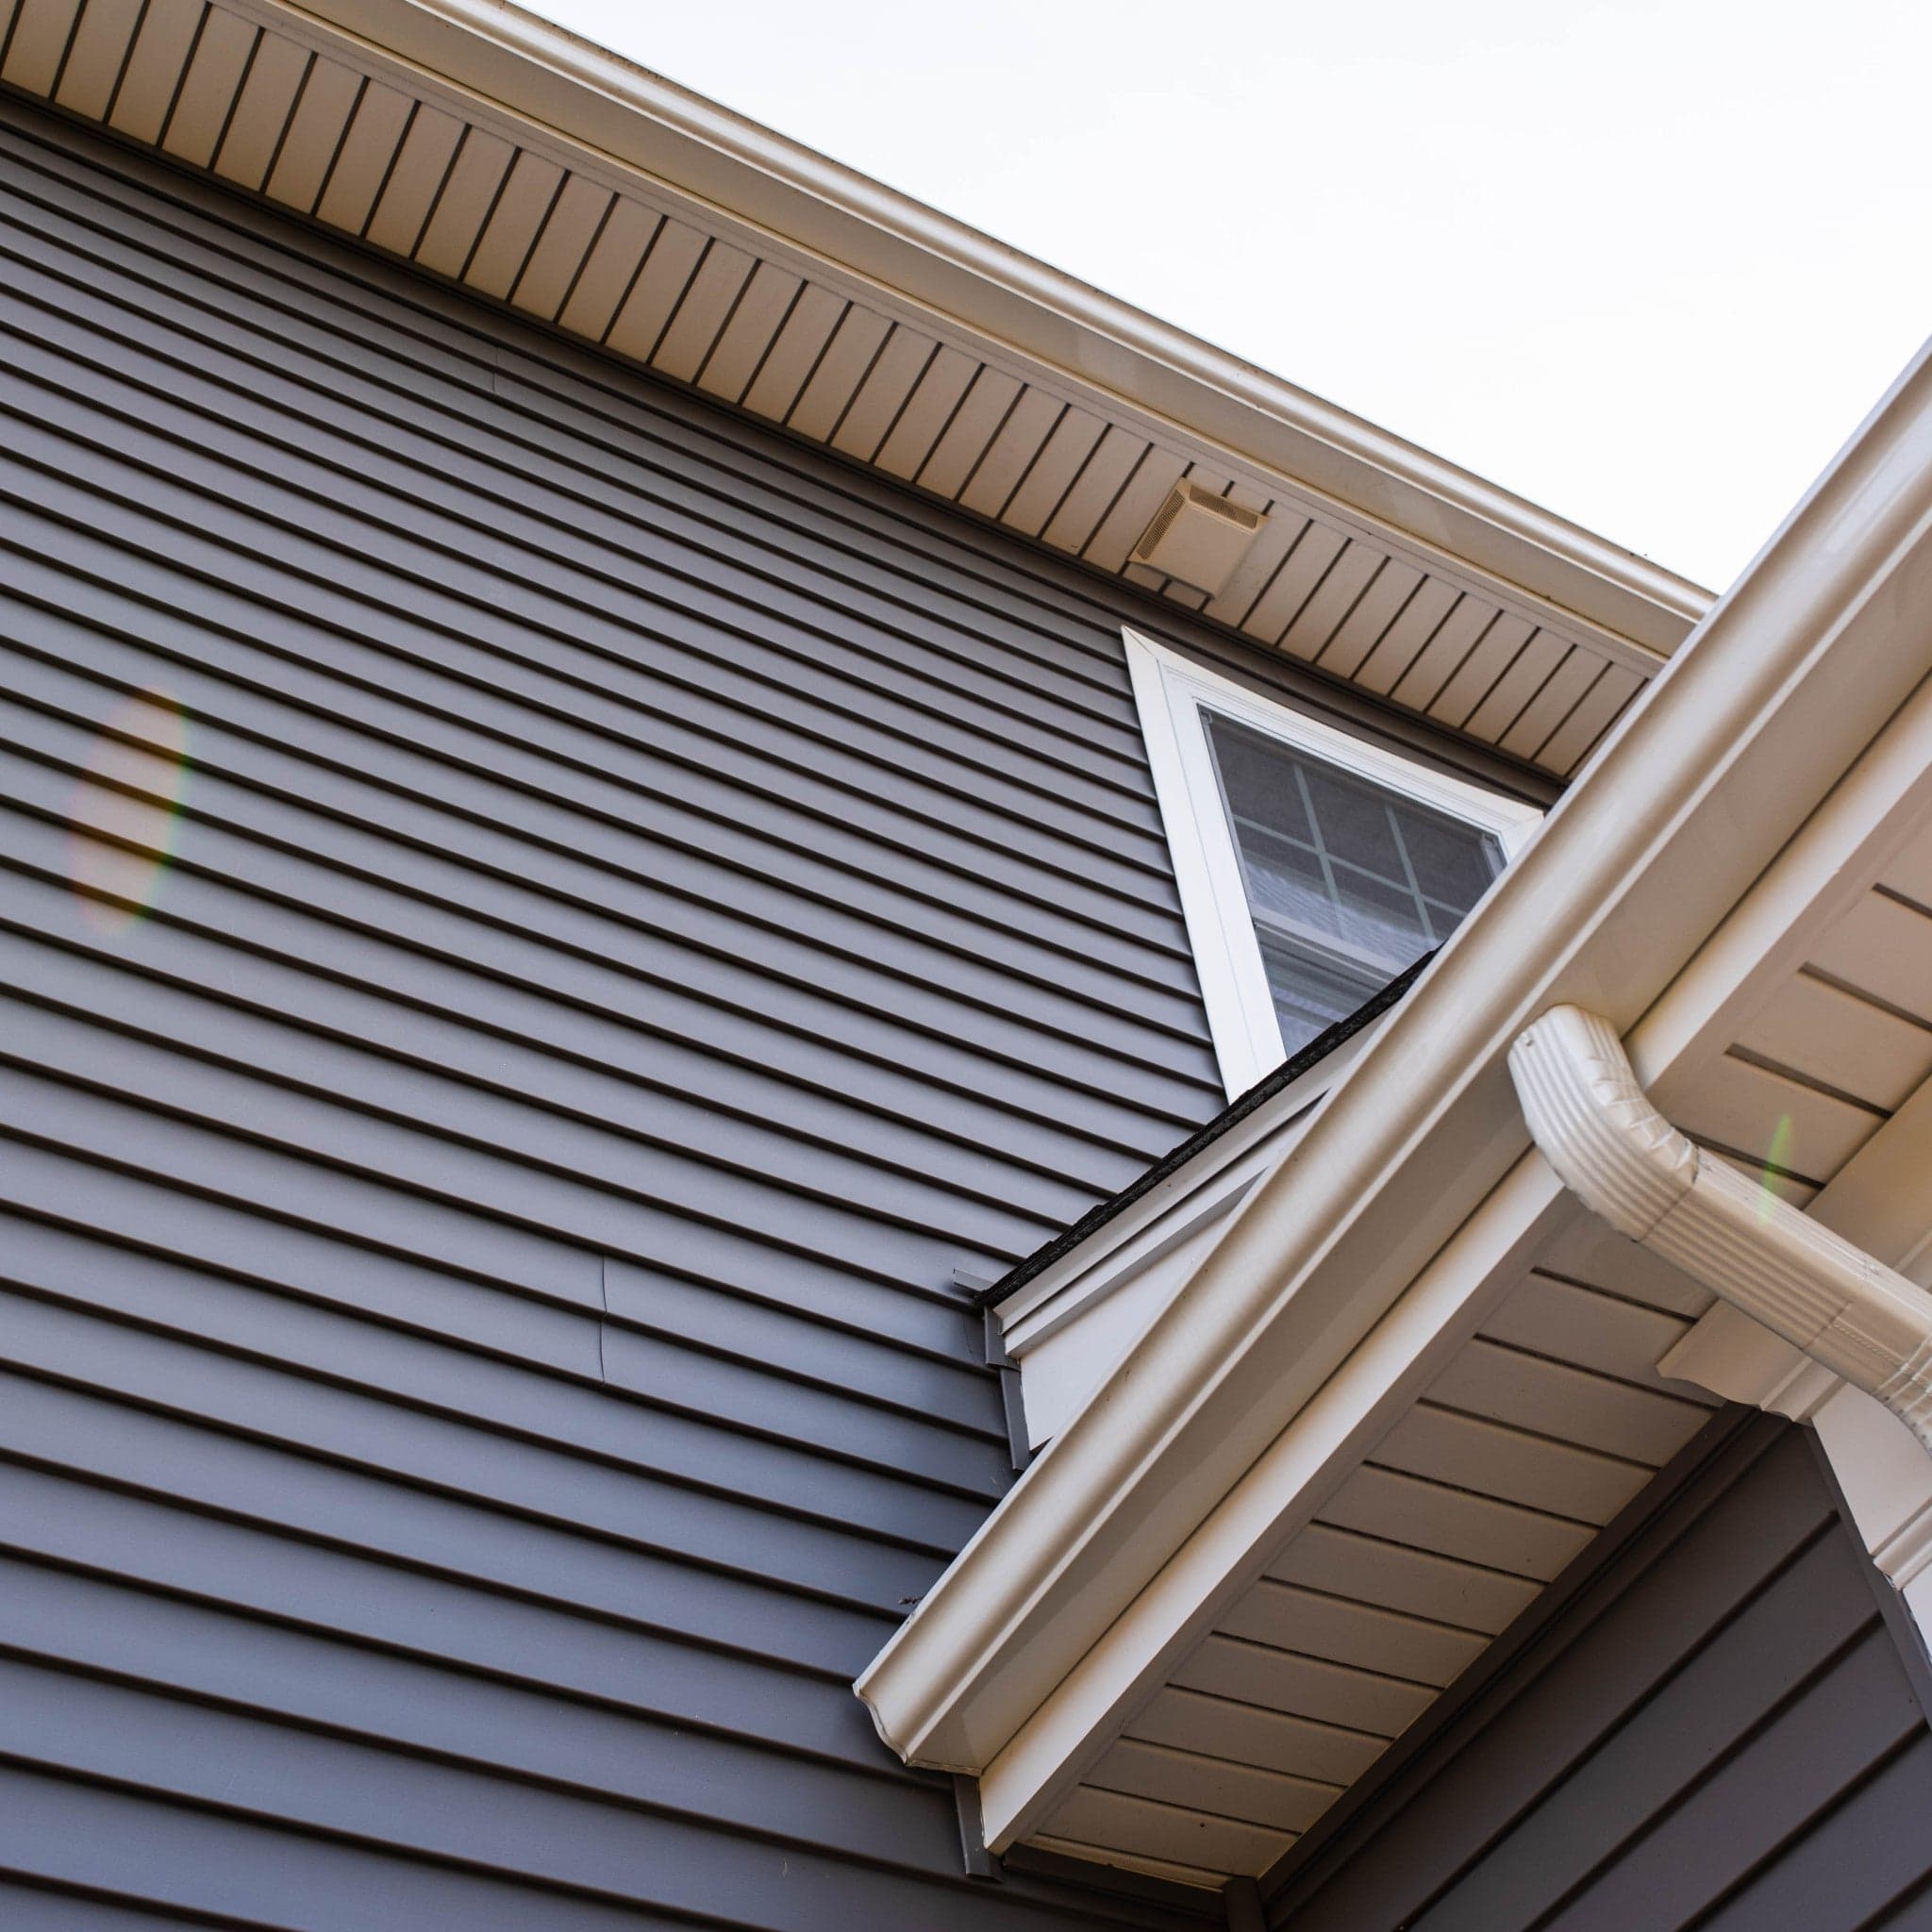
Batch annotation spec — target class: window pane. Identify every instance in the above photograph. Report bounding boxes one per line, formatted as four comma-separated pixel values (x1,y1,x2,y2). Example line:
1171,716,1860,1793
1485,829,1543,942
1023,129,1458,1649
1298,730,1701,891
1205,711,1504,1051
1228,819,1332,931
1301,764,1404,877
1214,729,1312,843
1259,933,1385,1055
1402,812,1498,913
1326,863,1433,960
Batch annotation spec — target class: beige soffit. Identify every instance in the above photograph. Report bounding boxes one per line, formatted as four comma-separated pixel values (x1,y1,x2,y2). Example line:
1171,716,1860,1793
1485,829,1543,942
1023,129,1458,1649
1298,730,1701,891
856,328,1932,1794
0,0,1707,774
981,655,1932,1875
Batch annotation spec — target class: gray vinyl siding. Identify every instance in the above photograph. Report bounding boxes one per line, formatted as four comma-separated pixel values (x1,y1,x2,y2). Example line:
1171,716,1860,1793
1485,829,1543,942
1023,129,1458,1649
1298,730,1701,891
1271,1418,1932,1932
0,95,1274,1931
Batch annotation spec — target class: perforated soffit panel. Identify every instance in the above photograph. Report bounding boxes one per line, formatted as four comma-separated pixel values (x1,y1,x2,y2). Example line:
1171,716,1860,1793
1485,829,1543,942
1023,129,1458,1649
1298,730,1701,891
0,0,1709,778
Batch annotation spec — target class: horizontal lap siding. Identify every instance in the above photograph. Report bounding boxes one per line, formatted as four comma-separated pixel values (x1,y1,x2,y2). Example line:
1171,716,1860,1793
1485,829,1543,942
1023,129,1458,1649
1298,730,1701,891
1274,1423,1932,1932
0,102,1224,1930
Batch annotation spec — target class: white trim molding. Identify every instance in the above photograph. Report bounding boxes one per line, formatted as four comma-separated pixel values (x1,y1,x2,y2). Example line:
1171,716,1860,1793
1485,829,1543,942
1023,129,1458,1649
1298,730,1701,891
1816,1385,1932,1619
1665,1308,1932,1602
1125,628,1541,1095
995,1033,1370,1451
1651,1066,1932,1658
1658,1300,1841,1424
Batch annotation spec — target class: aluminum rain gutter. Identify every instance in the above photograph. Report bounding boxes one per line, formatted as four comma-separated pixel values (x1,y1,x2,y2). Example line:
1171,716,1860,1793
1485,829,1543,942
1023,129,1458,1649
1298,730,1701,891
1511,1006,1932,1450
857,330,1932,1792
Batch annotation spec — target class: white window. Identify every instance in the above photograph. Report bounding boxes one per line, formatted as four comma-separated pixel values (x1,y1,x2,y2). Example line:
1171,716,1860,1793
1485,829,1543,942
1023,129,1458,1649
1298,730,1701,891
1127,626,1541,1095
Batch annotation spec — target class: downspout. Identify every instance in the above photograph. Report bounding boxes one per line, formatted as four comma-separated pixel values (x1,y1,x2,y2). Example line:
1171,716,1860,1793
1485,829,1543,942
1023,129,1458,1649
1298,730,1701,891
1509,1006,1932,1451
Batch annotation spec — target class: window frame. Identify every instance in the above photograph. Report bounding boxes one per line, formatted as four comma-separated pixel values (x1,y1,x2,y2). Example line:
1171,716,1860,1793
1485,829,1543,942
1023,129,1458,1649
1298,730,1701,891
1125,625,1543,1096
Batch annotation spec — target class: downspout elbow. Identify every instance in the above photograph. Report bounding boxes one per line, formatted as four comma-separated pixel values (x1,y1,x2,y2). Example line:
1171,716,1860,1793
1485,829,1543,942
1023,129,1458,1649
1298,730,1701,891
1511,1006,1932,1452
1509,1006,1701,1243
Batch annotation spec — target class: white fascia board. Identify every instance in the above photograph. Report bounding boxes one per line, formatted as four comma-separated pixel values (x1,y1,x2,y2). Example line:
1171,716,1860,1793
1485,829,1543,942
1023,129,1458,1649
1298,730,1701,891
855,334,1932,1781
277,0,1707,658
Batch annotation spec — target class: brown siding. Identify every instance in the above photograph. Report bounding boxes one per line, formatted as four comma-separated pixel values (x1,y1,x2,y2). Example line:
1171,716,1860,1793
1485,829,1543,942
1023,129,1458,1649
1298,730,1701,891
0,91,1247,1931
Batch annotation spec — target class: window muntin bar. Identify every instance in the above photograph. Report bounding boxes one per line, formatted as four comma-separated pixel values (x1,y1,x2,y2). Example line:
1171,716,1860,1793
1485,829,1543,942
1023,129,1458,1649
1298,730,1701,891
1207,712,1504,1051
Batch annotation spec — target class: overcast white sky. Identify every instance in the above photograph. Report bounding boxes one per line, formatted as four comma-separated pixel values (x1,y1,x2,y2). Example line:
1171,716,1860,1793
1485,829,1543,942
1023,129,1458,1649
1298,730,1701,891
526,0,1932,593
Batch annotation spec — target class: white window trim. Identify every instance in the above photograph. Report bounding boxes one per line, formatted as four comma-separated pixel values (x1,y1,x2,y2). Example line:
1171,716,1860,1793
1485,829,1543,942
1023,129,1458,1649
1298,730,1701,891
1125,625,1543,1096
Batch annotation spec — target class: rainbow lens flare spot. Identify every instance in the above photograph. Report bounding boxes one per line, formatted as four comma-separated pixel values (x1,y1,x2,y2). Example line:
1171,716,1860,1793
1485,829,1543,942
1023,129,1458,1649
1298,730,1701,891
69,688,192,935
1757,1112,1795,1222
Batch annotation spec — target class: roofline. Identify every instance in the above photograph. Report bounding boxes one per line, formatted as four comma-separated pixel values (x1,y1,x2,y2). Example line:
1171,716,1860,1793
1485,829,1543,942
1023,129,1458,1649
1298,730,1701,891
291,0,1711,654
974,608,1932,1859
856,329,1932,1782
982,951,1435,1314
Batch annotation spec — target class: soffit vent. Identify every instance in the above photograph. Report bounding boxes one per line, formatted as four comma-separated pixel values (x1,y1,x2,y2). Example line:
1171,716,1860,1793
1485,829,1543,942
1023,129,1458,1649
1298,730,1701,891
1130,480,1269,595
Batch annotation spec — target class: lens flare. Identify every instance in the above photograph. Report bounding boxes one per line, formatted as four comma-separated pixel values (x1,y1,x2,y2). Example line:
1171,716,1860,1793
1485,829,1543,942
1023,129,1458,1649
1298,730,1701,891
1757,1112,1795,1222
68,688,192,935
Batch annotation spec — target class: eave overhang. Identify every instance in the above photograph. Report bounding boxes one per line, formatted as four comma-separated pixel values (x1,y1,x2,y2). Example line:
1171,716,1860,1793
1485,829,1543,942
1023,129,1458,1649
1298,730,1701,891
298,1,1706,649
855,333,1932,1853
0,0,1707,777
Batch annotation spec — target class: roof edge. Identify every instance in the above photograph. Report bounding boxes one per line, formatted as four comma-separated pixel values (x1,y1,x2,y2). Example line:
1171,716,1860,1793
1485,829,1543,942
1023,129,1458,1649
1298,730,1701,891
855,325,1932,1778
982,952,1433,1314
288,0,1711,656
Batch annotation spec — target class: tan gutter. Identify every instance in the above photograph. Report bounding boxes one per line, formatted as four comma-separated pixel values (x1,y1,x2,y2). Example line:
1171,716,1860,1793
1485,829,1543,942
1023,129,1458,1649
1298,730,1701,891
858,330,1932,1776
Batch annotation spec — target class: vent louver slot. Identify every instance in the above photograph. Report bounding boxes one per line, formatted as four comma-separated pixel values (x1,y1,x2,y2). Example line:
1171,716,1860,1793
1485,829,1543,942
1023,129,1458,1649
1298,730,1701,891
1131,480,1269,595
